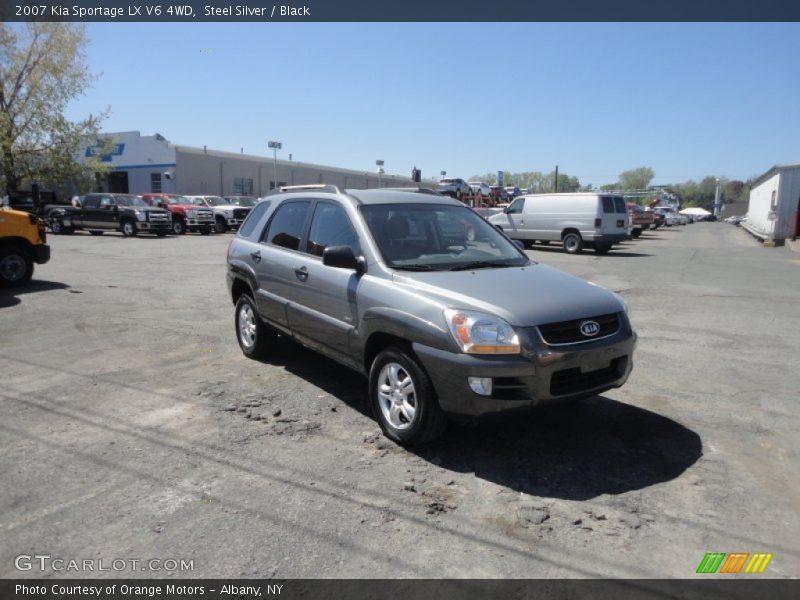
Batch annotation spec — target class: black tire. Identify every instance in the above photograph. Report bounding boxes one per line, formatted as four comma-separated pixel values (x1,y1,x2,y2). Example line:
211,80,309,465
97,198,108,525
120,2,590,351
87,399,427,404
199,227,211,236
0,249,33,287
594,244,611,255
50,219,64,235
214,217,227,234
89,230,104,236
368,346,447,445
120,220,137,237
172,219,186,235
234,294,275,359
562,232,583,254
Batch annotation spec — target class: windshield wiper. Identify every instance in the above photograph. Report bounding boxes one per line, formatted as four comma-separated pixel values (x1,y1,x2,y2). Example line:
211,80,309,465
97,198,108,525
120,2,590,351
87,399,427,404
447,261,520,271
392,264,441,271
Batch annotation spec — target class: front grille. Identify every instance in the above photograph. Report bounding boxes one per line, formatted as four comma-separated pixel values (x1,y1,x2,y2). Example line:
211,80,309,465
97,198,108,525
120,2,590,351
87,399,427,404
233,208,250,220
538,313,620,345
197,210,213,220
550,357,627,396
149,212,169,222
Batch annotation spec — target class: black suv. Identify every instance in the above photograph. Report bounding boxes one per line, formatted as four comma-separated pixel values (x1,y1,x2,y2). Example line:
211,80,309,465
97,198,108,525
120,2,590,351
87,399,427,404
51,194,171,237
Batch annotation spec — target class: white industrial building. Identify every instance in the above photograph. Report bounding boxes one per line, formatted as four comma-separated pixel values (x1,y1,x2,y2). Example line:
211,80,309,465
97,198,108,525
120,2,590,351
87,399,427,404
81,131,420,196
743,163,800,243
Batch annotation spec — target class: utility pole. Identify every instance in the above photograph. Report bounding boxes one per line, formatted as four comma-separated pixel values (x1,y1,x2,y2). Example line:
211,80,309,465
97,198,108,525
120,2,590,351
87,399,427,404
554,165,559,193
714,177,721,218
268,140,282,191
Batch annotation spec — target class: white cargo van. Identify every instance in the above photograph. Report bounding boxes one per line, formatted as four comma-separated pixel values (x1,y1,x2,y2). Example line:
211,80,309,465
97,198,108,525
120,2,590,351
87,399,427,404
488,193,630,254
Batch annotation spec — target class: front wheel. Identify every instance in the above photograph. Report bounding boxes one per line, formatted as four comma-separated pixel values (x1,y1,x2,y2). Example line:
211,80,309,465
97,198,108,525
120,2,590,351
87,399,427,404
562,232,583,254
50,219,64,234
120,220,137,237
369,346,447,445
172,219,186,235
235,294,275,359
0,250,33,287
214,218,227,234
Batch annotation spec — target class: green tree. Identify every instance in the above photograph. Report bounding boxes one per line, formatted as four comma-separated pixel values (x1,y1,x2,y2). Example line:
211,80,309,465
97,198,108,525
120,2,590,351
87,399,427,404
618,167,655,191
0,23,109,196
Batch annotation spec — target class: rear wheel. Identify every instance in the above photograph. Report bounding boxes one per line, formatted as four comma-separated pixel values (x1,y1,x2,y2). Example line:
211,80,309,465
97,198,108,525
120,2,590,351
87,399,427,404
369,346,447,445
0,249,33,287
235,294,275,359
562,232,583,254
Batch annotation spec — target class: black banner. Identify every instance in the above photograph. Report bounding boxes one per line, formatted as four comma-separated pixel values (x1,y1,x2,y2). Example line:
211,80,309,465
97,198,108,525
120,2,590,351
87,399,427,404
2,0,800,22
1,580,799,600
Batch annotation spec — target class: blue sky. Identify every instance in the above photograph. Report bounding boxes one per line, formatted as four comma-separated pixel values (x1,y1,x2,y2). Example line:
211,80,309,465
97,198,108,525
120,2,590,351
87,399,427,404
65,23,800,186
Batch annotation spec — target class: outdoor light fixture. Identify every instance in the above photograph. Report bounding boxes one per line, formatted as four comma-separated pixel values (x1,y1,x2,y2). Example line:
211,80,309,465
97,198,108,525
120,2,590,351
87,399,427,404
268,140,282,190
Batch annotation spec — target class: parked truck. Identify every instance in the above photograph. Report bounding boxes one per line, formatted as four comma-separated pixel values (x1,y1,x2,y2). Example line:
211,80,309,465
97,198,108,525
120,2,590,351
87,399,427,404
141,193,214,235
0,205,50,286
50,193,171,237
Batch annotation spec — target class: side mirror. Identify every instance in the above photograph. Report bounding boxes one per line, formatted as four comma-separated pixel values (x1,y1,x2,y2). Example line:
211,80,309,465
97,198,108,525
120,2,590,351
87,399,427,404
503,206,510,214
323,245,365,273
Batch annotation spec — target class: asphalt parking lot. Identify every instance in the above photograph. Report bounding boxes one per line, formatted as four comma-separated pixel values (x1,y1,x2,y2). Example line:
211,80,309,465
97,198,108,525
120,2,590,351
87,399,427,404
1,224,798,578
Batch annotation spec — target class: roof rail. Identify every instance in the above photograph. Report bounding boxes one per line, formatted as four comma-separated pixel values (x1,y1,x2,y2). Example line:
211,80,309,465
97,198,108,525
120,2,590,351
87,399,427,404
278,184,342,194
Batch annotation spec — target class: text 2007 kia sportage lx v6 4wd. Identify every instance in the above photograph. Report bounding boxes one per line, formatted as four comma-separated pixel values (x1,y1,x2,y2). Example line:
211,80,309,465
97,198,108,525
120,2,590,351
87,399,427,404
226,185,636,445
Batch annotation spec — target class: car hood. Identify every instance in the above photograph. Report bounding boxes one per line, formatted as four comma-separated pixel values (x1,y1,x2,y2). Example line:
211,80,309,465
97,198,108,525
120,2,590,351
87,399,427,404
391,263,624,326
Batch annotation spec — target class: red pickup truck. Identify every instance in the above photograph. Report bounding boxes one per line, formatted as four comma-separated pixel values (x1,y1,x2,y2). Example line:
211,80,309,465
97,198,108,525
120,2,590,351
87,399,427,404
141,194,215,235
628,202,655,237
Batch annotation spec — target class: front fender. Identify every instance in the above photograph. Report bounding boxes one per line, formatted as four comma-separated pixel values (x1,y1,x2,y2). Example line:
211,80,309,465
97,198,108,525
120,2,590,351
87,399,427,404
357,306,456,361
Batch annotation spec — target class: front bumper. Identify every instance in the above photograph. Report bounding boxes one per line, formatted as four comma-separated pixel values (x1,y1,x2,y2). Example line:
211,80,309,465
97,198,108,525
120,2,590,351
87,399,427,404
187,218,214,227
138,221,171,232
31,244,51,264
413,325,636,420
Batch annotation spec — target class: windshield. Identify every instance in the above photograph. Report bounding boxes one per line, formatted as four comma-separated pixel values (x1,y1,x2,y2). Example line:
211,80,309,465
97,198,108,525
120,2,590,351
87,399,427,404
205,196,229,206
229,196,256,206
167,195,190,205
360,203,529,271
115,195,146,207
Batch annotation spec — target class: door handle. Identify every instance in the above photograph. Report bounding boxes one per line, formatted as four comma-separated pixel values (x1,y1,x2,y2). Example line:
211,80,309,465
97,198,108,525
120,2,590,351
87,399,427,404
294,266,308,282
250,251,261,263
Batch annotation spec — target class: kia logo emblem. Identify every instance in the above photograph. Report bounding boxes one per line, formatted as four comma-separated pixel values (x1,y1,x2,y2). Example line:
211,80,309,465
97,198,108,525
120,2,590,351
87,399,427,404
580,320,600,337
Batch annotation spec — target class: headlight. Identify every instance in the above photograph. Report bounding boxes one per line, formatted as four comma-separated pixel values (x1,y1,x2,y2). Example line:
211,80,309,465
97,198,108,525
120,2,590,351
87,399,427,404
186,209,196,219
444,309,520,354
135,211,147,222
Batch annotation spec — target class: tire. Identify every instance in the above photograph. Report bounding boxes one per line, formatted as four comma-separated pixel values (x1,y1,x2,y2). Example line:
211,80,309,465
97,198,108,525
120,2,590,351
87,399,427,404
89,230,104,236
562,232,583,254
369,346,447,446
594,244,611,255
214,217,227,234
172,219,186,235
0,249,33,287
631,229,641,238
199,227,211,236
120,220,137,237
50,219,63,234
234,294,275,359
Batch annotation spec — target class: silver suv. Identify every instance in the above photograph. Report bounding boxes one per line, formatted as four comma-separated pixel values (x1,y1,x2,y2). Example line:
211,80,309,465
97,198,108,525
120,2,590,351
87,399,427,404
226,185,637,445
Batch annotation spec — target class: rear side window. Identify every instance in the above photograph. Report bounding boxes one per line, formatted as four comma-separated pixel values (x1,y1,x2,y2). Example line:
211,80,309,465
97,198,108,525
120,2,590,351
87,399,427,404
238,200,271,238
306,202,361,257
263,201,311,251
602,197,614,213
614,197,627,213
83,196,100,209
507,197,525,214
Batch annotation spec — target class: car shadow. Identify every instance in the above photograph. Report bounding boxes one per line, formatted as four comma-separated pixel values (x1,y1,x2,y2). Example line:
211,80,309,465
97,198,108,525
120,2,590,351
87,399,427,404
411,396,702,500
257,339,701,500
528,245,652,258
0,280,70,309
